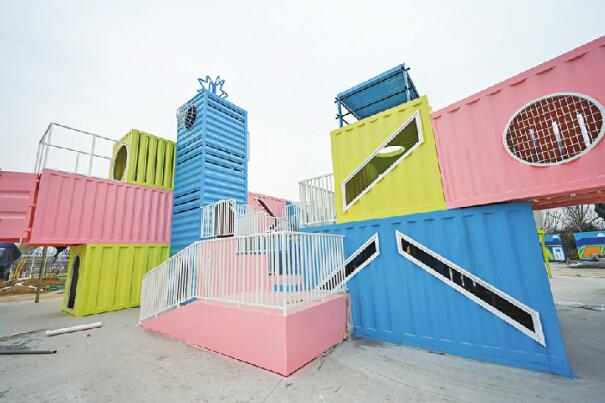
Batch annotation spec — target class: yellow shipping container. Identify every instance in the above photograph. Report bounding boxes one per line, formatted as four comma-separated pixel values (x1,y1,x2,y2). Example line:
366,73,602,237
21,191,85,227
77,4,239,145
62,243,169,316
111,129,176,190
331,95,446,223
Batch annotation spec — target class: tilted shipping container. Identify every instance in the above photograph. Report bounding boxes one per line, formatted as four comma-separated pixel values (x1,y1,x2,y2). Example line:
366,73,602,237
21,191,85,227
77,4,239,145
0,171,38,242
432,36,605,210
303,202,572,377
28,169,172,246
247,191,287,217
331,96,446,224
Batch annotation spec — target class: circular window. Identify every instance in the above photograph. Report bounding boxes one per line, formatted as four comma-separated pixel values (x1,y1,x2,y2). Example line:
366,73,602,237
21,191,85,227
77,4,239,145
185,105,197,129
504,93,605,166
112,145,128,180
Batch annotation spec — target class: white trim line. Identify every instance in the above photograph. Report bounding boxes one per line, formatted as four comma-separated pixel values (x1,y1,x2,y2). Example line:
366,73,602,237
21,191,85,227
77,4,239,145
342,111,424,211
395,230,546,346
502,92,605,167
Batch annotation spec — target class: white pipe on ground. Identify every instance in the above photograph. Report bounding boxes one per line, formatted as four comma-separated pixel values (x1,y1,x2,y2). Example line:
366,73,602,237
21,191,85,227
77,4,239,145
45,322,102,337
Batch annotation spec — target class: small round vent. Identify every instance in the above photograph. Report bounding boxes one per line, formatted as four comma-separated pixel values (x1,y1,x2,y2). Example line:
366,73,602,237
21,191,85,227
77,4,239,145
503,93,604,166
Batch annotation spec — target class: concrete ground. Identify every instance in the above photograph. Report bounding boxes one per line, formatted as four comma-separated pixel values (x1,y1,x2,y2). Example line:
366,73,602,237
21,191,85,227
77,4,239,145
0,264,604,402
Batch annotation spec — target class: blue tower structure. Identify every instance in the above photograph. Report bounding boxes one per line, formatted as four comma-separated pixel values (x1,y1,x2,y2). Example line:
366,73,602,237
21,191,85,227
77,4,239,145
170,76,248,255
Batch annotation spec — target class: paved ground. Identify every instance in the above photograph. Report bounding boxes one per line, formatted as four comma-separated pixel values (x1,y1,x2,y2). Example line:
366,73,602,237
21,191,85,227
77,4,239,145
1,264,604,402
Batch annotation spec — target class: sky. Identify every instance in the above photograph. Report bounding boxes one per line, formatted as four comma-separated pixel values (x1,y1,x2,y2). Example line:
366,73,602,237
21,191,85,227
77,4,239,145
0,1,604,201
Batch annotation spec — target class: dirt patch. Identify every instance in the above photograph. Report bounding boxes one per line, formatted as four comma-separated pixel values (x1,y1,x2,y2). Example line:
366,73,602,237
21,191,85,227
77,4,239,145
0,277,65,297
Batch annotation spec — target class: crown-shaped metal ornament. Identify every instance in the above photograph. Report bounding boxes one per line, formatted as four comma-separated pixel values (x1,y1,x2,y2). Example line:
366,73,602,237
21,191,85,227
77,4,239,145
198,75,228,99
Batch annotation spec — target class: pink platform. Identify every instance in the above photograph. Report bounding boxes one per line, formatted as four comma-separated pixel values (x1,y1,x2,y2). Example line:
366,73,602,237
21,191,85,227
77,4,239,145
27,169,172,246
140,295,348,376
432,36,605,210
0,171,38,242
248,191,287,217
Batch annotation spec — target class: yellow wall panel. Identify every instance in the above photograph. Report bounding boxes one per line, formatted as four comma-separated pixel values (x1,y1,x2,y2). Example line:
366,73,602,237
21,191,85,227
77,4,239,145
331,96,446,223
62,243,169,316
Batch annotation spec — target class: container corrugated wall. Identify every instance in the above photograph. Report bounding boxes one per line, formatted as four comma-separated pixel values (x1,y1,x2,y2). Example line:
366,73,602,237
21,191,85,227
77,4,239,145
248,191,287,217
432,36,605,210
171,90,248,255
111,129,176,190
62,243,169,316
28,170,172,246
303,202,572,377
331,96,446,224
0,171,38,242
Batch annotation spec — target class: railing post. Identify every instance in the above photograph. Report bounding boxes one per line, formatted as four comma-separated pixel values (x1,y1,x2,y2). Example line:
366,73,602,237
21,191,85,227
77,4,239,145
281,232,287,316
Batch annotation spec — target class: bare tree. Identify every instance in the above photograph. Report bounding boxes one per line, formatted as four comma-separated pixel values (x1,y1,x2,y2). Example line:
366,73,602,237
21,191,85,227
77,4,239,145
542,209,564,233
561,205,603,232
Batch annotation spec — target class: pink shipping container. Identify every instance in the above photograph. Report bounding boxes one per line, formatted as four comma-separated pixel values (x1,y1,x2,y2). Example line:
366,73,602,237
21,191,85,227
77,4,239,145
432,36,605,210
248,191,287,217
0,171,38,242
27,169,172,246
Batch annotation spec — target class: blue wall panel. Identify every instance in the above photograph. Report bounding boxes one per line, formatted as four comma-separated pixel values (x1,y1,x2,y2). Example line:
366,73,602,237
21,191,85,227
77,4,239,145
303,202,572,377
170,90,248,255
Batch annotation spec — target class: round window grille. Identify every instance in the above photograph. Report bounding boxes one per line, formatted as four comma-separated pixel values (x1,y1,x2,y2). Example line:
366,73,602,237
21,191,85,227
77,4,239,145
184,105,197,129
503,93,604,166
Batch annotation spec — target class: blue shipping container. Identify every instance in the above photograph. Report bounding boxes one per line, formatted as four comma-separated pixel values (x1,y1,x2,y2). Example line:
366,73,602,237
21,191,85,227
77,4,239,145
303,202,572,377
170,86,248,255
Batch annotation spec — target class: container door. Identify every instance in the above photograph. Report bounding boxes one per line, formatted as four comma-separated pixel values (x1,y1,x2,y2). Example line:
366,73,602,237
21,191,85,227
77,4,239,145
552,247,565,261
67,255,81,309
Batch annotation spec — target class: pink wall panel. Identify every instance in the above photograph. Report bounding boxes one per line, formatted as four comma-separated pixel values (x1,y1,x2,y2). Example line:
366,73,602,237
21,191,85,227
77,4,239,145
432,36,605,209
140,295,347,376
0,171,38,242
28,170,172,246
248,191,288,217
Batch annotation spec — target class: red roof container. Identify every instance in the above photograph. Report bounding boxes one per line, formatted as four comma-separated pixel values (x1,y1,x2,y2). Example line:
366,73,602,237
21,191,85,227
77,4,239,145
27,170,172,246
0,171,38,242
432,36,605,209
247,191,287,217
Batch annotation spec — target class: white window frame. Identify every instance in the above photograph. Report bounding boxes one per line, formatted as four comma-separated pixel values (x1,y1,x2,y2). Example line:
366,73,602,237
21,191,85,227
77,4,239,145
342,111,424,212
395,230,546,346
502,92,605,167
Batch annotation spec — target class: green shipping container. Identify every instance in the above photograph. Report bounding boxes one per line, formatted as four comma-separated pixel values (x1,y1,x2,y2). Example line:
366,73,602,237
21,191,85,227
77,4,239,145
62,243,169,316
111,129,176,190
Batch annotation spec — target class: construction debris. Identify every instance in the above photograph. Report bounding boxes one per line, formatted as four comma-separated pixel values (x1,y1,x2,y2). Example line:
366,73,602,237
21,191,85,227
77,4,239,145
0,349,57,355
45,322,102,337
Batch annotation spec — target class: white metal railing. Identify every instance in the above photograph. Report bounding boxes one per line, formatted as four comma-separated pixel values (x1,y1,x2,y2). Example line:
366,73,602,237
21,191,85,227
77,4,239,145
298,173,336,227
34,122,126,178
139,232,345,321
283,203,301,231
200,200,290,239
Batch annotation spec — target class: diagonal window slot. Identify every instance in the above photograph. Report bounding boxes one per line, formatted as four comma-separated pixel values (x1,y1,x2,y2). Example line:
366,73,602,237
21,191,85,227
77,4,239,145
395,231,545,346
342,111,424,211
321,233,380,291
255,198,275,217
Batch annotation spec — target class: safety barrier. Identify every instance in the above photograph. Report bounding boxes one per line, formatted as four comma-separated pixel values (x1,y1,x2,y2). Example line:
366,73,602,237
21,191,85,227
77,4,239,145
139,232,345,321
200,200,289,239
298,173,336,227
34,122,124,178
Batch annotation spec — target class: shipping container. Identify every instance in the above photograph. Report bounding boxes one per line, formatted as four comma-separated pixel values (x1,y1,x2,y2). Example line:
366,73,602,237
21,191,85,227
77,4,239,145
335,63,419,127
331,96,446,224
62,243,169,316
0,171,38,242
302,202,572,377
28,169,172,246
247,191,287,218
545,233,566,262
110,129,176,190
572,230,605,260
432,36,605,210
171,85,248,255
